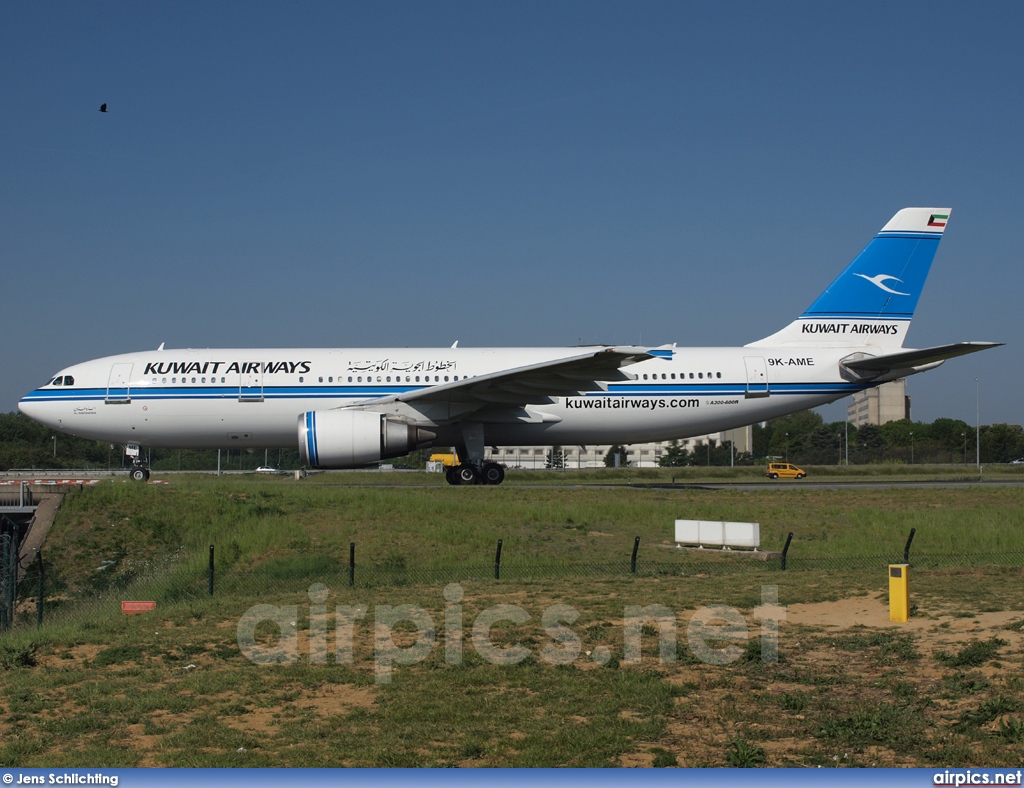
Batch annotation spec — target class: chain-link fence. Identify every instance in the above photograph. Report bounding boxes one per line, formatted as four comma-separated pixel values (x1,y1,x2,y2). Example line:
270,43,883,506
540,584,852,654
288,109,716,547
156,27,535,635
2,531,1023,638
0,529,20,630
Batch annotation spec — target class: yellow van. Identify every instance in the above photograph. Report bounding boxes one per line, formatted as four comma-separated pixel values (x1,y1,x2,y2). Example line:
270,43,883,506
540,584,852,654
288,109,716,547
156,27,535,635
766,462,806,479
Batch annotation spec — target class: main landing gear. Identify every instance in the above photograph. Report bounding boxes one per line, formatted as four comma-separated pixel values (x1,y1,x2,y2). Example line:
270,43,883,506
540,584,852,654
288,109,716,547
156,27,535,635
445,461,505,486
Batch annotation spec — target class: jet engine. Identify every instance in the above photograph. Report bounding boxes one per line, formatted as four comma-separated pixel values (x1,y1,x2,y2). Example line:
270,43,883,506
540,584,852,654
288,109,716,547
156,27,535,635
298,410,435,468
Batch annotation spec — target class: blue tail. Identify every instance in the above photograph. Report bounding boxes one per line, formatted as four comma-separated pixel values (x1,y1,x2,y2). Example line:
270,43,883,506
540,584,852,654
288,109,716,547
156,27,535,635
748,208,950,348
802,208,948,320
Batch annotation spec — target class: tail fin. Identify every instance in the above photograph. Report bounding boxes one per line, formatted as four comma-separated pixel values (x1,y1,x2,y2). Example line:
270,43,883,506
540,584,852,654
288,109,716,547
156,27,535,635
747,207,950,348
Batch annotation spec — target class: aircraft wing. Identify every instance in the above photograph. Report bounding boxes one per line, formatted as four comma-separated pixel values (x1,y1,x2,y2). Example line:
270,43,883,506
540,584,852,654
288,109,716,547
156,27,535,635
842,342,1002,376
356,346,656,411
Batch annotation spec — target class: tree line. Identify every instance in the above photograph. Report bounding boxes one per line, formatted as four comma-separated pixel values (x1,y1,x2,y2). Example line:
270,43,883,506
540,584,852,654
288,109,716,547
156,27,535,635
0,412,302,472
2,409,1022,472
659,410,1024,467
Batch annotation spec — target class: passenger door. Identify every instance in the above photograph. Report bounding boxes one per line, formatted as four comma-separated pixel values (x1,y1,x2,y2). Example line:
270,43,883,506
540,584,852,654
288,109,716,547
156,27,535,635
743,356,769,398
106,363,133,403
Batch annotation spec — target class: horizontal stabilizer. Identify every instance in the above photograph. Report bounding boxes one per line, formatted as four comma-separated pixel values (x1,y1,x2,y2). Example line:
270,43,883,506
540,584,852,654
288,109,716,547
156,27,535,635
842,342,1002,377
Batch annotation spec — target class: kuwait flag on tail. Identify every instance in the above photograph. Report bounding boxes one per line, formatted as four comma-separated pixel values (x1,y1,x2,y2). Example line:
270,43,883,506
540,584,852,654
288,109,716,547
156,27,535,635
928,213,949,227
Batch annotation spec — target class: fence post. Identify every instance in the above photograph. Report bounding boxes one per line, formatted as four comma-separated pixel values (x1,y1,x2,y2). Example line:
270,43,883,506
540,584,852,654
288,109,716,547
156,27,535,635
349,542,355,588
781,532,794,571
208,544,215,596
37,549,44,629
630,536,641,574
7,529,17,626
903,527,916,564
0,534,8,631
494,539,503,580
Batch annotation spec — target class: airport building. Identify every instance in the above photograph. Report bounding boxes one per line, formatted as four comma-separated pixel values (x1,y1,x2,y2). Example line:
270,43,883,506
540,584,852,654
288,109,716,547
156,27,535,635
846,379,909,427
481,424,754,469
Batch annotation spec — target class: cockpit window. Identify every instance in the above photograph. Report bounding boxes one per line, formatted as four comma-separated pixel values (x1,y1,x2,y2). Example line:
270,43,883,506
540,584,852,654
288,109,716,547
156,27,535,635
63,376,74,386
51,377,62,386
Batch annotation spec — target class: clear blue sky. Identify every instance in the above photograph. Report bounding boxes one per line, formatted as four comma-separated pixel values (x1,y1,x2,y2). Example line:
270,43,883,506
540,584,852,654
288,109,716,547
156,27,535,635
2,1,1020,427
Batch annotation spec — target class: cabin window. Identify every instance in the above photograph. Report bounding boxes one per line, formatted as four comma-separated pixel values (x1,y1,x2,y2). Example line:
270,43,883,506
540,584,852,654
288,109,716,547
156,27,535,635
642,374,648,380
386,376,391,382
162,378,167,384
698,373,704,379
299,377,304,383
717,372,722,378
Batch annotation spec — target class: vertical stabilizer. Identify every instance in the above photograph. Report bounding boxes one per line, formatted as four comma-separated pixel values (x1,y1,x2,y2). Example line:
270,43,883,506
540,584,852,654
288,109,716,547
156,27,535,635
747,208,950,348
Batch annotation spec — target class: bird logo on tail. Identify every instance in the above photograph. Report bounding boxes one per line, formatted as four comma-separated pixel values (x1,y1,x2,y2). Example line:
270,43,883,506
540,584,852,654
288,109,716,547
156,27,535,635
853,273,910,296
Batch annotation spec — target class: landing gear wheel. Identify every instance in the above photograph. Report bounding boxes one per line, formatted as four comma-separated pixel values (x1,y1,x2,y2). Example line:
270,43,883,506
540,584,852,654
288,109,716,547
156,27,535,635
456,464,480,485
130,467,149,482
481,462,505,485
445,466,461,486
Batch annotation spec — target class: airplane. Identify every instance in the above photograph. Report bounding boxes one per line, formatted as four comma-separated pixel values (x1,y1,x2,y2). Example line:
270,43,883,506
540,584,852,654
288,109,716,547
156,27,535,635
18,207,1000,485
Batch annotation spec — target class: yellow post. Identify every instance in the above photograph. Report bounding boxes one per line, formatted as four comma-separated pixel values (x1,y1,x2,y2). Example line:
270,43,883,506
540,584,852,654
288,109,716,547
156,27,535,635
888,564,909,622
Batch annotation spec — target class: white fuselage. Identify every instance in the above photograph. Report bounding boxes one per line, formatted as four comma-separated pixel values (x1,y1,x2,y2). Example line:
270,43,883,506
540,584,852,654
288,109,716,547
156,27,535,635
18,344,863,450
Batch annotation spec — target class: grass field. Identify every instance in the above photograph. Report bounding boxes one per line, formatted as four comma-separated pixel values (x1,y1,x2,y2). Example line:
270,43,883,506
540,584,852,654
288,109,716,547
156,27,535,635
1,472,1022,767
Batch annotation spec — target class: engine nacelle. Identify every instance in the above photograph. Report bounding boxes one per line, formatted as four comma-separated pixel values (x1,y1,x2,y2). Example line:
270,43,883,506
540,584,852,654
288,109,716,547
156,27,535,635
298,410,435,468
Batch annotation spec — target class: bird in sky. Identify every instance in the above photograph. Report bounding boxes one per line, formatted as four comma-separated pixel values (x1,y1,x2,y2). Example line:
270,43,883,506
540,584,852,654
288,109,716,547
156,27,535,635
99,103,107,112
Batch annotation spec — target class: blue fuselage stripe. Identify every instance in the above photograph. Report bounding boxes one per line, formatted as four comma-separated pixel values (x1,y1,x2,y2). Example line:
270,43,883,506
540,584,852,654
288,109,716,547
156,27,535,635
22,380,865,405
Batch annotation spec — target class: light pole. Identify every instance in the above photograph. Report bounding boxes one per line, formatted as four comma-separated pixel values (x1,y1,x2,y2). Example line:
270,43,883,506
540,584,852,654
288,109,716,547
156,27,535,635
909,431,914,465
976,378,981,470
961,432,966,465
51,435,56,458
785,432,789,462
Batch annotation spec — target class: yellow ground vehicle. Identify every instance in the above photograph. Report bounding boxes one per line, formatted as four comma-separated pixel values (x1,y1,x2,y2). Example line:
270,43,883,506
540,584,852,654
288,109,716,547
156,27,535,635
428,453,460,467
766,462,806,479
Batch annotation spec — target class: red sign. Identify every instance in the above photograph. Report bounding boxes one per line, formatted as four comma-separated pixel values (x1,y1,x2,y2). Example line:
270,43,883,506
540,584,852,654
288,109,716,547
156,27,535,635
121,601,156,614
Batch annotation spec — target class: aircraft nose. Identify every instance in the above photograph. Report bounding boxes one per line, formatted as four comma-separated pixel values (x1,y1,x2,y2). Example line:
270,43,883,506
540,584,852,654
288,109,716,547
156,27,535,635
18,395,51,426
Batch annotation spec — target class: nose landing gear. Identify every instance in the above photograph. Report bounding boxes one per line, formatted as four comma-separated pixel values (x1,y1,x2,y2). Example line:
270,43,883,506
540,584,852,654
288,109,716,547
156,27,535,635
125,443,150,482
129,464,150,482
